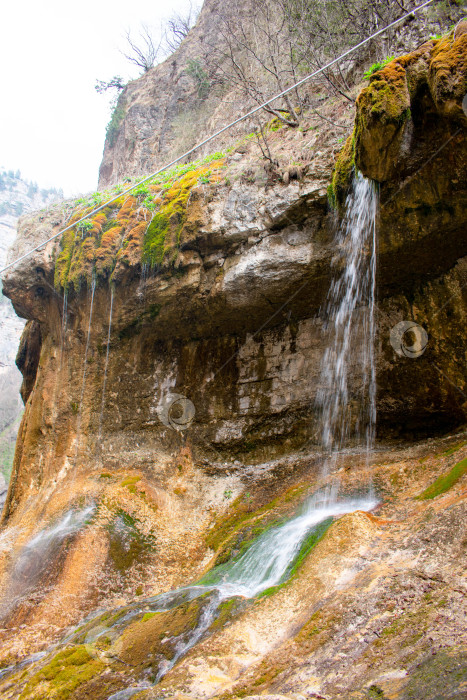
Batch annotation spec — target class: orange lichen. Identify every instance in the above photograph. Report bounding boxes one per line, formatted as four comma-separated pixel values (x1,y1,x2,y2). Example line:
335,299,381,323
54,155,226,291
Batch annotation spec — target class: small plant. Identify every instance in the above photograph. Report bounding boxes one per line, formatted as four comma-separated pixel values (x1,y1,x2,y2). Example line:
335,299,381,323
198,173,211,184
185,58,210,98
364,55,395,80
71,401,79,415
106,105,126,147
134,184,150,197
76,220,94,235
223,489,233,499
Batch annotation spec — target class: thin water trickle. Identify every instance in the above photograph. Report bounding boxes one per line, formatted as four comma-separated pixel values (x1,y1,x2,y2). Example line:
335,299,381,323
80,275,96,411
60,291,68,366
74,275,97,467
97,286,114,446
316,173,378,476
0,505,95,620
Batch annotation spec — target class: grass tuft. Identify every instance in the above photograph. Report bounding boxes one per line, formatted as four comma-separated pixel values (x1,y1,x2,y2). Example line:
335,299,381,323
417,458,467,499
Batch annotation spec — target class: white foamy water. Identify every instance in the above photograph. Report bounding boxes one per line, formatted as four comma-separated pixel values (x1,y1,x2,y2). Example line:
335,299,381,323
0,504,95,620
317,173,378,469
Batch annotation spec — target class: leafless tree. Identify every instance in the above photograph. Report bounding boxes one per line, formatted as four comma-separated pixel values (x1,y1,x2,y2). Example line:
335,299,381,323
203,0,306,127
202,0,421,128
121,24,165,74
165,1,201,53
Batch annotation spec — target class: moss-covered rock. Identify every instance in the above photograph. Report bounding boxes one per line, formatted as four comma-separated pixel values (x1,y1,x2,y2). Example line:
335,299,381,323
52,155,225,293
329,30,467,189
354,58,411,181
19,645,106,699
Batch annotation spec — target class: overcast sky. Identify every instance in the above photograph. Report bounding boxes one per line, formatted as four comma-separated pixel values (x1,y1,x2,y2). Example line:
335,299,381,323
0,0,194,196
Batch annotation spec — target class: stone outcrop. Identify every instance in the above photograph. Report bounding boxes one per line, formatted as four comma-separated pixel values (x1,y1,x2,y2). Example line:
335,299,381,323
98,0,457,190
0,170,61,492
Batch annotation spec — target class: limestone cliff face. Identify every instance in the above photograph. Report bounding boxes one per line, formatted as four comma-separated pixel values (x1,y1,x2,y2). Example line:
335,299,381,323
98,0,249,188
0,171,61,497
98,0,455,190
0,25,466,700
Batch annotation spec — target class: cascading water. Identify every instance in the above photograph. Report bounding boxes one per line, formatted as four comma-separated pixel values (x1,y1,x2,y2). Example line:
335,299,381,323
97,286,114,446
316,173,378,477
0,505,95,620
73,275,96,466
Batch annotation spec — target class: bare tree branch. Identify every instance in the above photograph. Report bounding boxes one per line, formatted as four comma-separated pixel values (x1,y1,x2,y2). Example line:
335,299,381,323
121,24,164,74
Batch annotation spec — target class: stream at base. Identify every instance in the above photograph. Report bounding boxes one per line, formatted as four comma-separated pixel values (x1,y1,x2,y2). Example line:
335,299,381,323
70,491,377,694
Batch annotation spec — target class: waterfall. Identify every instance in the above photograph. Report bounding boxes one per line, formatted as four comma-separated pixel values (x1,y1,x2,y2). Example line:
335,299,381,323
97,286,114,446
0,505,95,620
60,290,68,366
73,275,96,467
72,174,381,692
316,173,378,477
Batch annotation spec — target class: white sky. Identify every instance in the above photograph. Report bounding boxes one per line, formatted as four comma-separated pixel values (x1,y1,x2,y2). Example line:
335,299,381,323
0,0,194,197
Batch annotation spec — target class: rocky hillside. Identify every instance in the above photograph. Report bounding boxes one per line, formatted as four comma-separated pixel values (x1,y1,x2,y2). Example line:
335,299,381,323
0,4,466,700
0,170,62,499
98,0,457,189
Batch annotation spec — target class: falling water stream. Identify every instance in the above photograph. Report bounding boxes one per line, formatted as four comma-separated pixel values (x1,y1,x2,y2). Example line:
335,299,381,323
0,505,95,622
73,275,96,466
317,173,378,475
0,174,380,695
97,286,114,446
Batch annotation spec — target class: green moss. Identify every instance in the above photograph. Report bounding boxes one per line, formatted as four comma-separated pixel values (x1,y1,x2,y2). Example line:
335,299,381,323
54,230,76,291
106,509,155,573
142,160,224,267
120,475,141,493
360,61,410,123
403,649,467,699
328,131,356,209
416,457,467,499
205,483,307,557
443,440,467,456
19,645,105,699
141,612,157,622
